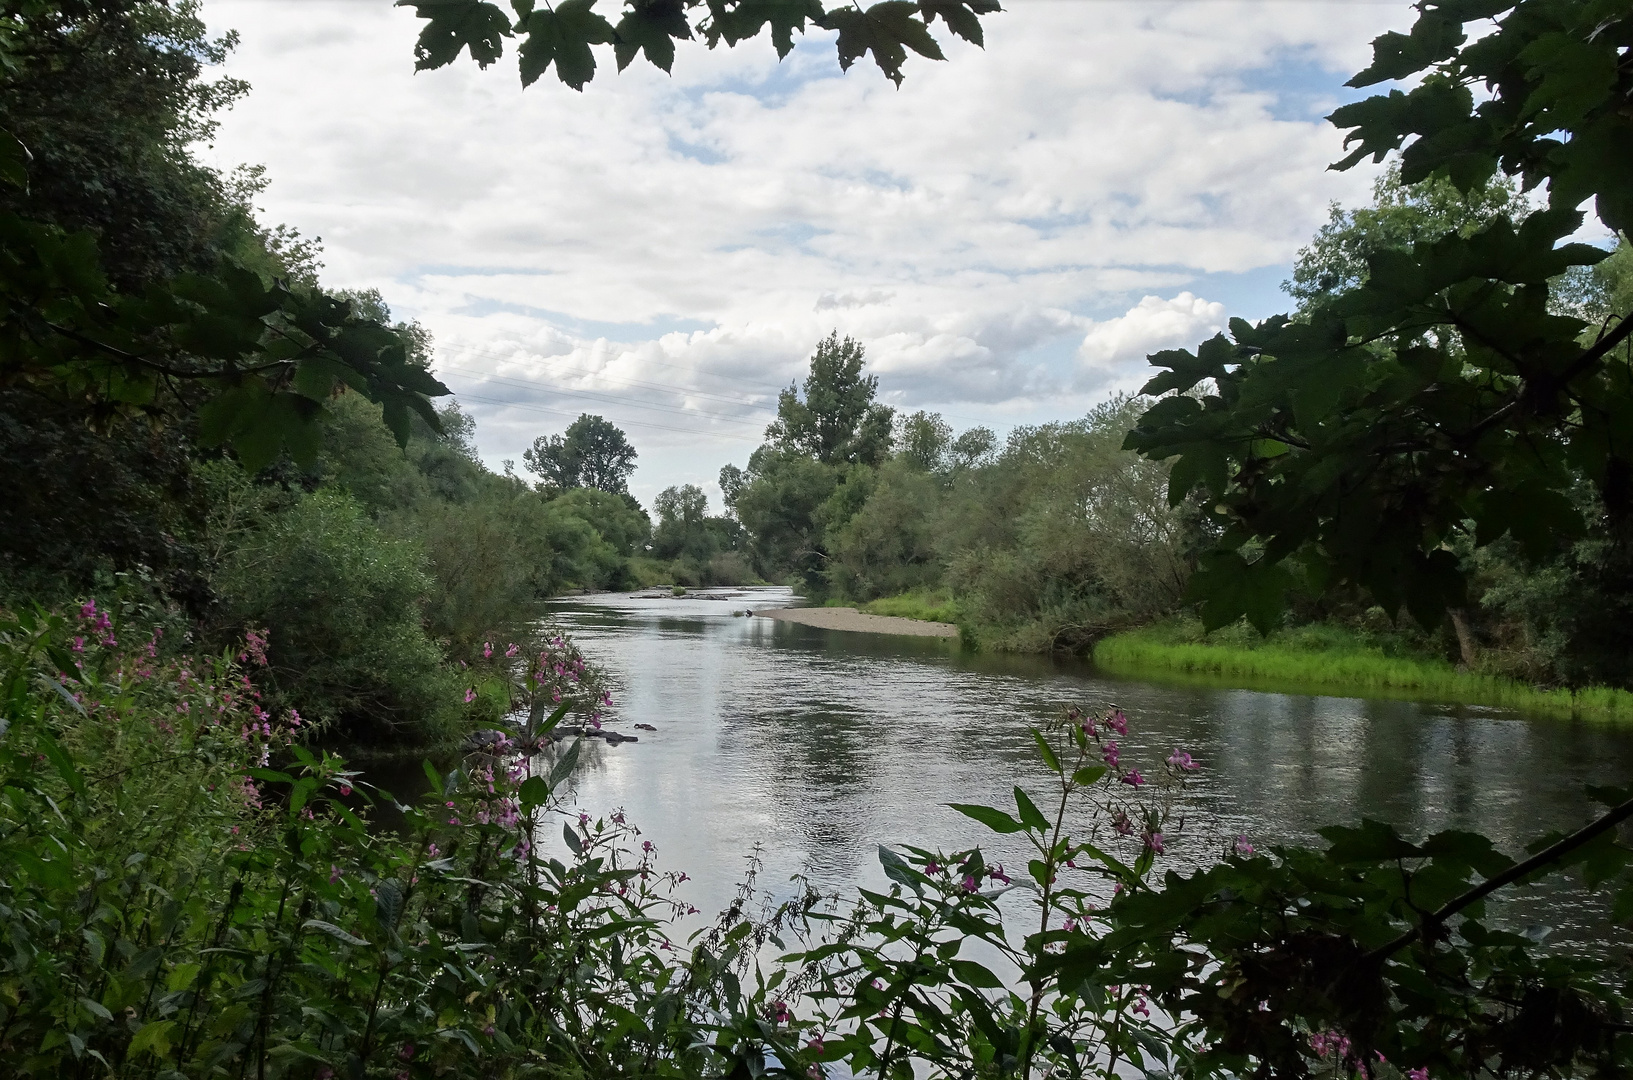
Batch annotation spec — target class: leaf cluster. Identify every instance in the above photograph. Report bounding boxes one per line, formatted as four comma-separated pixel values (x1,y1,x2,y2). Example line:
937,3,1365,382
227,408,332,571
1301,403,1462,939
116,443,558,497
0,131,451,473
1126,0,1633,636
398,0,1001,90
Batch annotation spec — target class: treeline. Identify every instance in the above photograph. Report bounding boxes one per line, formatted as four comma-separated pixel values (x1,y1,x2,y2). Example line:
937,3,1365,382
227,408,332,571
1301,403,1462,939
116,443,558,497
721,172,1633,693
0,1,653,750
716,335,1201,651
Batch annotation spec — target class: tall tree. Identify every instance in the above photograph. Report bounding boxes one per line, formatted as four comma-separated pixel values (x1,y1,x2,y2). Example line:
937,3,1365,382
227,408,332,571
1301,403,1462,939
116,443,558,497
895,409,952,472
765,332,895,466
523,413,637,495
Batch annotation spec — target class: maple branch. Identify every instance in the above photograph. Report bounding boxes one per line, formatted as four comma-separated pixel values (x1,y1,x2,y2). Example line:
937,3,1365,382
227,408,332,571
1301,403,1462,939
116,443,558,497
1362,791,1633,965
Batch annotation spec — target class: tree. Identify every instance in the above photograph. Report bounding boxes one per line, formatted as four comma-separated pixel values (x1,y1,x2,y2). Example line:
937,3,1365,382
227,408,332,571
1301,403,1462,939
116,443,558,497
396,0,1001,91
765,331,895,466
1125,0,1633,659
1285,164,1531,309
522,413,637,495
895,409,952,472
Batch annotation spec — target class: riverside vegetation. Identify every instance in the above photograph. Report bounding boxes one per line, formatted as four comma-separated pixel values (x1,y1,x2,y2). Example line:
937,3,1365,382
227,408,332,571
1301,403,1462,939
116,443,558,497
716,174,1633,714
5,600,1633,1079
5,0,1633,1077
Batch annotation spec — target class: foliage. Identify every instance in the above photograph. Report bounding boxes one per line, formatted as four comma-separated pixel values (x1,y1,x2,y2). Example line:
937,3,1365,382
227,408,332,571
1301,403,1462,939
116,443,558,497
5,604,1633,1079
895,408,954,472
1285,165,1533,309
1125,0,1633,662
397,0,1002,91
203,474,461,747
650,484,753,586
730,448,841,587
827,459,943,599
0,0,249,288
0,127,450,472
937,397,1199,651
765,332,895,468
522,412,639,496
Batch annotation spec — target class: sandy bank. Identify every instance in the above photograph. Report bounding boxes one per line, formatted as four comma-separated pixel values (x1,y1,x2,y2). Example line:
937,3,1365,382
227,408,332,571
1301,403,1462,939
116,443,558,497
752,606,959,639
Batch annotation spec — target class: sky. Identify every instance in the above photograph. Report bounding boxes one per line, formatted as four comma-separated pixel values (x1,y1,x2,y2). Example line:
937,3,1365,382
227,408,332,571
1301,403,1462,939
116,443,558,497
199,0,1415,510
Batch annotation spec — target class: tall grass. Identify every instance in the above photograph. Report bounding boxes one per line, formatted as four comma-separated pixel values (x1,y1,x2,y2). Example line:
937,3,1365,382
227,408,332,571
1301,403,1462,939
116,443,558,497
1093,619,1633,723
858,591,961,624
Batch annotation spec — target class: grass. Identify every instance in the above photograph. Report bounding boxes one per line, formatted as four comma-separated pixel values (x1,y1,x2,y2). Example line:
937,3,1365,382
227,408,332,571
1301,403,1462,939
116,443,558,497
853,591,962,624
1093,618,1633,723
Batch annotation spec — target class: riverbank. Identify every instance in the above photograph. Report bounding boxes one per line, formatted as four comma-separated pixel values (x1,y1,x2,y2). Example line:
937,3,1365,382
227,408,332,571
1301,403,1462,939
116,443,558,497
754,605,960,638
1093,621,1633,722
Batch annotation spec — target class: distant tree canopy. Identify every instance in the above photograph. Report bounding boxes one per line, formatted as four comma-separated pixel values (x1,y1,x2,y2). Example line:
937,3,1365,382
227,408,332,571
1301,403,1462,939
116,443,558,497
764,332,894,467
721,333,896,587
523,414,638,496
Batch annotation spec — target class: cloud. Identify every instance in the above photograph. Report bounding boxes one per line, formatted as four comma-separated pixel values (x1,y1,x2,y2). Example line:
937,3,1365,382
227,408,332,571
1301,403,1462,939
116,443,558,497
198,0,1413,504
1076,293,1228,394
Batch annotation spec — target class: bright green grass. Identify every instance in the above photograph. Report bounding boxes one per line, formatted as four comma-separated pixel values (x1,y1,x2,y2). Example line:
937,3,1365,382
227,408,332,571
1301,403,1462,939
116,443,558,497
856,591,961,625
1093,619,1633,722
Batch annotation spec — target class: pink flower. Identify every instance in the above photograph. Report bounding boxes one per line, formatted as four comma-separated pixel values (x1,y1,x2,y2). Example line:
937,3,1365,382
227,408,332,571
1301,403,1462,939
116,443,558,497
484,642,493,659
329,865,342,884
1407,1069,1429,1080
1063,916,1077,932
1106,710,1128,736
1233,834,1254,856
1143,830,1165,854
465,688,476,704
1102,741,1120,768
1112,810,1134,836
505,643,518,657
71,636,85,653
1119,770,1146,788
244,628,269,667
769,1000,791,1024
961,874,978,892
427,843,440,858
1310,1032,1351,1061
288,708,302,727
1166,749,1197,770
339,784,352,797
989,864,1011,885
80,600,97,620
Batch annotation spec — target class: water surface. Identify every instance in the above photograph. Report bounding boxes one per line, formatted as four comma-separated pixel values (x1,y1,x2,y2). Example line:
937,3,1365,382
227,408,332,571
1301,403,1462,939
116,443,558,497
540,587,1633,942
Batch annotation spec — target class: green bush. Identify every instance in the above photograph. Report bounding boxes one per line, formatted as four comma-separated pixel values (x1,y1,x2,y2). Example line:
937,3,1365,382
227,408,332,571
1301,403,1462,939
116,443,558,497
208,481,458,747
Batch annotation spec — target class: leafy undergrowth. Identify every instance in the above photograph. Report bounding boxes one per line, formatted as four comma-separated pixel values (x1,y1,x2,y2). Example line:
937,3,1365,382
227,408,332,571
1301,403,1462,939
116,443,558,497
5,602,1632,1078
1094,618,1633,721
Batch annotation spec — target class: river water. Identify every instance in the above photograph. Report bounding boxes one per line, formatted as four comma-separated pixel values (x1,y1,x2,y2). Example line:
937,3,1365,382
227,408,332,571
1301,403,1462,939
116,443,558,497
519,586,1633,944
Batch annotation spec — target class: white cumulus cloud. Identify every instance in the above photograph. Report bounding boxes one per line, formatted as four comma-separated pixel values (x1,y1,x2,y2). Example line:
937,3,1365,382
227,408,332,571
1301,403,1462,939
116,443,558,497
1077,293,1229,394
197,0,1412,505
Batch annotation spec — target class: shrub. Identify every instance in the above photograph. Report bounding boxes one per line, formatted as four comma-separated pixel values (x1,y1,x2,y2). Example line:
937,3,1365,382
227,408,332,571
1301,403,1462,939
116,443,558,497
208,483,459,746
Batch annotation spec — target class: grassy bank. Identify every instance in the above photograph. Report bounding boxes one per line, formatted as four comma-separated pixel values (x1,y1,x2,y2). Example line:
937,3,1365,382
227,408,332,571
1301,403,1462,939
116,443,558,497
1093,618,1633,722
845,590,961,624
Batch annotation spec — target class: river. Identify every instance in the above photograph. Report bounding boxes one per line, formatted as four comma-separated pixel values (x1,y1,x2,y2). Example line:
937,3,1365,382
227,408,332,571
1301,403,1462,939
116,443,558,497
497,585,1633,945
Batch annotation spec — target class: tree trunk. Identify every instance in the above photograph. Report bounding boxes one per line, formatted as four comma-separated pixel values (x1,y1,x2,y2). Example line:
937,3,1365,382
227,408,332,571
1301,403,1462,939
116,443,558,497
1449,607,1477,669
